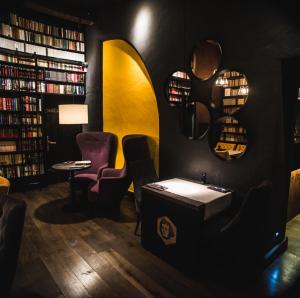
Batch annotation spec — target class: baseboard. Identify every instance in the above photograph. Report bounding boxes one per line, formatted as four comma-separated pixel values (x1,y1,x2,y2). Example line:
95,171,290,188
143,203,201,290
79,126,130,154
263,237,288,267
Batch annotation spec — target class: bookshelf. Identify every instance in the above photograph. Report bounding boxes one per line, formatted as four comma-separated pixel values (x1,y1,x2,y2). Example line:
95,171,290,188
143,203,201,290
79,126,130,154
0,95,44,179
166,70,191,105
0,12,86,184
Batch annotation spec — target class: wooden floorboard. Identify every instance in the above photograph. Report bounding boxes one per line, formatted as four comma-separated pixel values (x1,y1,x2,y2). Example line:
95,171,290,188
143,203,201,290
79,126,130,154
8,182,300,298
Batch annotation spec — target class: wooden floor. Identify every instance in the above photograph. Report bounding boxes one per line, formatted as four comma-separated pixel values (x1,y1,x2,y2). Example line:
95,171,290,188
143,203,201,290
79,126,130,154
8,182,300,298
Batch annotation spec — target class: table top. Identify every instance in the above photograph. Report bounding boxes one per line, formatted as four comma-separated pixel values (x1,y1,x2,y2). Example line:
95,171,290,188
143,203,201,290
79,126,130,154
143,178,232,220
52,161,91,172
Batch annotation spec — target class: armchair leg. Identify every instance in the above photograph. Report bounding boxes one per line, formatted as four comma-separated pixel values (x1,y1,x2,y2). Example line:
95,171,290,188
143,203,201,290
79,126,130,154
135,214,141,236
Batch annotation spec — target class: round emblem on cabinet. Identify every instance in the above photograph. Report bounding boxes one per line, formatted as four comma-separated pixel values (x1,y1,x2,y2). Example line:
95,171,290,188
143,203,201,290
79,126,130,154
157,216,177,245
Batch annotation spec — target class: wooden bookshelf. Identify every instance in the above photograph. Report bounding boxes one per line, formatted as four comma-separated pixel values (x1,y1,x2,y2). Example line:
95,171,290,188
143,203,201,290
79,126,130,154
0,12,86,184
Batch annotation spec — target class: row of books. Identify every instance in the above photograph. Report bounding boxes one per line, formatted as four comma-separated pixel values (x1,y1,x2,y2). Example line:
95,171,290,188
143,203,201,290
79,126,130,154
0,140,16,152
0,97,42,112
0,139,43,152
0,153,42,165
0,163,44,178
21,127,42,138
21,115,42,125
0,37,85,62
0,154,16,165
223,71,242,78
1,24,85,52
45,70,84,83
0,113,20,125
0,53,86,73
222,125,246,134
20,139,43,152
168,95,183,103
223,98,246,106
21,96,42,111
220,133,247,143
0,53,35,66
172,71,190,80
0,78,85,95
168,79,191,89
224,78,247,87
0,64,41,79
37,83,85,95
223,117,239,124
42,60,85,72
168,88,190,97
224,87,249,97
0,64,84,83
10,13,84,41
0,97,19,111
0,128,18,138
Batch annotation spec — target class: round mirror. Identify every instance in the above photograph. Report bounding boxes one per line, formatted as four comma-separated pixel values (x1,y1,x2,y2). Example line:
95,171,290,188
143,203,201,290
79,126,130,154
180,101,210,140
209,116,247,160
212,70,249,115
166,70,191,106
191,40,222,81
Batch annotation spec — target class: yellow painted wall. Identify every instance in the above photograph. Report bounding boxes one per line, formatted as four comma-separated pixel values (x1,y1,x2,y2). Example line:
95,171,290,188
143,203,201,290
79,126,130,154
103,39,159,171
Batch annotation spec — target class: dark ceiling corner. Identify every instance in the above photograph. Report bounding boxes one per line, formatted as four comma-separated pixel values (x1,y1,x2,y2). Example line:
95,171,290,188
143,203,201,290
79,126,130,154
24,0,95,25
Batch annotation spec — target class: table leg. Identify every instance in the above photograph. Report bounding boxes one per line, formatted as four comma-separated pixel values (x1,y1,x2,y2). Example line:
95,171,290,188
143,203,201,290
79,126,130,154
69,170,76,206
62,170,79,212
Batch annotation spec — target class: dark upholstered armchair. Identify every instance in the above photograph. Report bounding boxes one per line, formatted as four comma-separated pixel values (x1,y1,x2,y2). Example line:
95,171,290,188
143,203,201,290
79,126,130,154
200,180,272,263
129,158,158,235
89,135,151,213
0,195,26,295
75,131,116,183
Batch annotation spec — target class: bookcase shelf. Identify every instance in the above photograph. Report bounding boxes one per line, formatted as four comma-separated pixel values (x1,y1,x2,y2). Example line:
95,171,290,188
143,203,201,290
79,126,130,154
166,71,192,105
0,11,86,184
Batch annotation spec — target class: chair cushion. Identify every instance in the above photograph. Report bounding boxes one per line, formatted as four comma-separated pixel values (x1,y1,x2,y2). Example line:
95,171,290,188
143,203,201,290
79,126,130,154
74,173,98,182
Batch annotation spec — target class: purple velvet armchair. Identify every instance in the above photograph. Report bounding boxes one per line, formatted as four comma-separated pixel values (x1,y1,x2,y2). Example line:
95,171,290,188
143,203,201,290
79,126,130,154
88,134,151,213
74,132,116,199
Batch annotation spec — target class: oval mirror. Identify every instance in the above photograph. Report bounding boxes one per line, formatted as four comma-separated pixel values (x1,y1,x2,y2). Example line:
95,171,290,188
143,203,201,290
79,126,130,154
180,101,210,140
191,40,222,81
209,116,247,160
212,70,249,115
166,70,191,106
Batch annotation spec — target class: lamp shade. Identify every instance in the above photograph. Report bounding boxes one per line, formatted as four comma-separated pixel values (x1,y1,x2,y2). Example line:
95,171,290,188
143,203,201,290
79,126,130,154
59,104,88,124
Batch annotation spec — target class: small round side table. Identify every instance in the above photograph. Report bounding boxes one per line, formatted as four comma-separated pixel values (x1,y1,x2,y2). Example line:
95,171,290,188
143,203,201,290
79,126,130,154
52,161,91,212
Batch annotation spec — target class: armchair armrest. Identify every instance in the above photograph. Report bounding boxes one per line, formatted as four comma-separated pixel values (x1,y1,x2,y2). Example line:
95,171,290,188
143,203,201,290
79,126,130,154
101,167,126,178
97,163,109,178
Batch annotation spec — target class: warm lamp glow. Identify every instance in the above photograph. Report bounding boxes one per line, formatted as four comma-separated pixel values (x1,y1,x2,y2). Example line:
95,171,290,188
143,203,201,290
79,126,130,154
58,104,88,124
132,6,152,50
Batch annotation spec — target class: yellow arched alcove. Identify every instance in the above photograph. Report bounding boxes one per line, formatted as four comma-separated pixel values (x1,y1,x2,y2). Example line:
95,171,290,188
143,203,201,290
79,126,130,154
103,39,159,171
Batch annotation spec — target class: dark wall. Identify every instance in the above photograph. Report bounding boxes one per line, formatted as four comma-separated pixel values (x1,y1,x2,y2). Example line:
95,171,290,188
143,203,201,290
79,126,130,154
85,0,300,252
